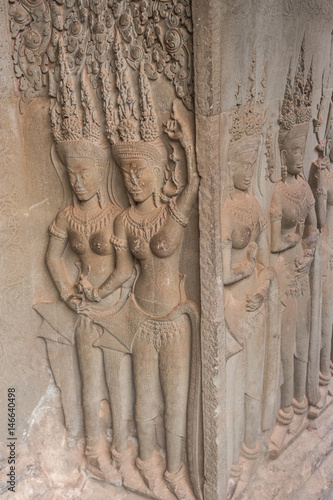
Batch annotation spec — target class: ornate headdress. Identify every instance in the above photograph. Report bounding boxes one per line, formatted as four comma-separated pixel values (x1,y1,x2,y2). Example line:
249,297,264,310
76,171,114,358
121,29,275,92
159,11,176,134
50,40,110,171
278,39,313,148
100,34,167,171
229,48,267,155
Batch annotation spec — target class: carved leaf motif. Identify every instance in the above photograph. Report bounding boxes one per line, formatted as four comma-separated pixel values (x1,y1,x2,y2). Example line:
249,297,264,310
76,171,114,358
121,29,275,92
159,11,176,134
8,0,194,111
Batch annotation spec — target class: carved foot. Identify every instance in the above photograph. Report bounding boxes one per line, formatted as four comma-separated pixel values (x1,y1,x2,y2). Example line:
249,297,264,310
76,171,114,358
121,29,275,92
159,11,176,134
112,444,136,468
164,464,196,500
309,384,329,419
237,442,259,489
289,396,308,434
227,463,242,500
86,454,122,486
269,407,294,457
136,453,166,492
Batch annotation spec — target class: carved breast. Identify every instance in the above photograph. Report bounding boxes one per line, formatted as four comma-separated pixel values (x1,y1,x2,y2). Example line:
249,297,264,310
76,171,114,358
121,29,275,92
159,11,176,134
129,236,150,260
89,230,113,256
279,179,309,229
228,197,262,250
151,231,177,258
231,225,253,250
68,228,113,256
128,230,177,260
68,232,88,255
281,205,300,230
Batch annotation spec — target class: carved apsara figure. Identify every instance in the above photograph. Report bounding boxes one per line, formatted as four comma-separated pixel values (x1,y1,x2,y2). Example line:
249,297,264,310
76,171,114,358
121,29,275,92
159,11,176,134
308,92,333,411
34,45,133,484
222,59,280,497
80,61,202,499
269,46,318,450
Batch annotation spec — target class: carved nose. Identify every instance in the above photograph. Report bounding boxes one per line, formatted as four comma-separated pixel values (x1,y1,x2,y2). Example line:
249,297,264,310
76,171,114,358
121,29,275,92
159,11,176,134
75,176,82,188
131,176,138,186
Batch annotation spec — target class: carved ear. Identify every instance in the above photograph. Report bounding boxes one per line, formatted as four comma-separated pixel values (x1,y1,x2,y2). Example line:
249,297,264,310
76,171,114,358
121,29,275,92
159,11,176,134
280,149,287,166
50,144,73,208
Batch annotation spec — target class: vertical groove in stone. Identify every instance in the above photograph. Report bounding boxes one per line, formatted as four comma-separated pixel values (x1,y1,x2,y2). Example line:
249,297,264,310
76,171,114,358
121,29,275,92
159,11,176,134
192,0,227,495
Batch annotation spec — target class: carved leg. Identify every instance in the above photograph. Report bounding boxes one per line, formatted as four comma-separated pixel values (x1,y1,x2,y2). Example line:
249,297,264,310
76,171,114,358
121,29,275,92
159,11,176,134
159,317,191,474
75,317,120,484
45,339,83,440
243,395,260,453
137,421,156,461
280,294,297,410
132,334,162,462
159,317,195,500
320,284,333,398
270,298,295,454
102,349,133,453
226,349,245,494
294,358,308,403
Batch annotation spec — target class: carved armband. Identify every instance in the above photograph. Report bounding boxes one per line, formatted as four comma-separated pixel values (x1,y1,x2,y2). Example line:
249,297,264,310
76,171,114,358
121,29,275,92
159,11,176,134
222,237,232,250
307,196,316,213
91,287,102,302
110,233,129,251
269,205,282,223
168,198,189,228
259,215,268,233
49,220,67,240
60,288,73,302
180,138,194,156
314,187,327,200
301,230,319,265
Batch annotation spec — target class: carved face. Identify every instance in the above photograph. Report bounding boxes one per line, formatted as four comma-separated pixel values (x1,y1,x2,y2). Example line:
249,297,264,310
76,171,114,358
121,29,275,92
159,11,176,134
67,157,100,201
231,149,257,191
282,135,307,176
120,157,159,203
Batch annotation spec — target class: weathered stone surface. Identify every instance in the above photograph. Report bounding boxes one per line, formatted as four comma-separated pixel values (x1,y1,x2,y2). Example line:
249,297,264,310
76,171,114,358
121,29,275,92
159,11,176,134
2,0,333,499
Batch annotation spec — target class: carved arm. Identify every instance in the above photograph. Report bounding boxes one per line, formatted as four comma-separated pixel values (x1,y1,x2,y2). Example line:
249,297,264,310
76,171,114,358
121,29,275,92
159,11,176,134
308,159,328,231
89,214,134,301
46,235,74,298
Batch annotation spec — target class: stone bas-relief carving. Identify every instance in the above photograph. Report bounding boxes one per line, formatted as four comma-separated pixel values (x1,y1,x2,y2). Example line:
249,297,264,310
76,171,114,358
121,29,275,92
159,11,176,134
308,91,333,417
222,55,280,499
268,42,319,456
6,0,333,498
87,99,202,500
35,58,132,484
5,0,203,498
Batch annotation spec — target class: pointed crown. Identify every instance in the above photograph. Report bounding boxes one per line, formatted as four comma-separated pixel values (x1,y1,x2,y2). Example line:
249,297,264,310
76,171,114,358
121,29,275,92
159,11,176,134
279,39,313,132
50,40,110,170
229,48,267,146
100,33,162,166
50,40,101,145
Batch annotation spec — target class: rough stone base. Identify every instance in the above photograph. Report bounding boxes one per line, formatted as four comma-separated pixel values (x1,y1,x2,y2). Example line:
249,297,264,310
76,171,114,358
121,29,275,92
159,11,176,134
239,404,333,500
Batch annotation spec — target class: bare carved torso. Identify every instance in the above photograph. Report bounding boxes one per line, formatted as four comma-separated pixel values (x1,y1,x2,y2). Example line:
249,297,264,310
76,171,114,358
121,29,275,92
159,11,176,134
122,204,184,315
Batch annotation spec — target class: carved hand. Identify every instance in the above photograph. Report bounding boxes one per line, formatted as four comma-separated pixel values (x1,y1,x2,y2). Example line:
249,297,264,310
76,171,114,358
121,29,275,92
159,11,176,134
64,293,84,312
79,278,102,303
294,254,313,277
246,290,265,312
163,100,190,144
286,221,304,247
75,300,94,317
164,116,185,142
247,241,258,260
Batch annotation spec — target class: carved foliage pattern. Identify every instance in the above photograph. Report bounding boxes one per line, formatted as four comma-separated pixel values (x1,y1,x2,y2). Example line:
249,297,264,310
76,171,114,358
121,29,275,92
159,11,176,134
8,0,194,112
